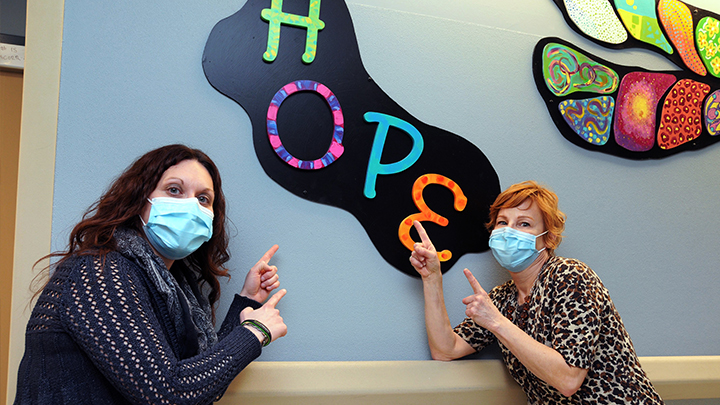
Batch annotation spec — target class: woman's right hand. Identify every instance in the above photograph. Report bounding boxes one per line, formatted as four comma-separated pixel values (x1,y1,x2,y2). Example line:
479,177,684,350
240,289,287,344
409,220,442,279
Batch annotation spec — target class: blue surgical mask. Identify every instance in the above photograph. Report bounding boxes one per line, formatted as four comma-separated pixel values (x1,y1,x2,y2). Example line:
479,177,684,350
140,197,214,261
488,227,547,273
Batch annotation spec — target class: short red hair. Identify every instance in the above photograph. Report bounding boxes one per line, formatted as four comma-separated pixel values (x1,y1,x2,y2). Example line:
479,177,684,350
486,181,566,255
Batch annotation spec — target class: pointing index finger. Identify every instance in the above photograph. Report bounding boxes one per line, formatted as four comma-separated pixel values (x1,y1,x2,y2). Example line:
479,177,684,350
412,220,433,246
265,288,287,308
259,244,279,264
463,268,485,295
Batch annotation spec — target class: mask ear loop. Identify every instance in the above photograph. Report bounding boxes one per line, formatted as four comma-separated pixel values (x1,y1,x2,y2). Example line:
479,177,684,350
536,230,549,253
139,198,154,227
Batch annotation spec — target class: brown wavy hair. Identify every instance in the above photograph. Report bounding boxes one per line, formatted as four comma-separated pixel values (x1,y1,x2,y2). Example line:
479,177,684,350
485,180,566,255
36,144,230,319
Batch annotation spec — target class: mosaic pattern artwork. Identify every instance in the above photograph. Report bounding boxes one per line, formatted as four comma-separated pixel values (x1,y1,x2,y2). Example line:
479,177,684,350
706,90,720,136
696,16,720,79
658,79,711,149
542,43,619,96
614,0,673,54
614,72,676,152
540,0,720,159
559,97,615,146
658,0,707,76
562,0,628,44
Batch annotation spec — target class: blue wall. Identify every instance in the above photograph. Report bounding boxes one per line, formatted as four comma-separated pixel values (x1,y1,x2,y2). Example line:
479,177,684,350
52,0,720,361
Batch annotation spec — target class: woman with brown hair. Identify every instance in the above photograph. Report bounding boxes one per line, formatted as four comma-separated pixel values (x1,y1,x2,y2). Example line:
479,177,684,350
15,144,287,404
410,181,663,404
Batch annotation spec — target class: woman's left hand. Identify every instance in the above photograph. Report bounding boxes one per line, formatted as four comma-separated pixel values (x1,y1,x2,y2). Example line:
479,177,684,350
240,245,280,304
461,268,503,332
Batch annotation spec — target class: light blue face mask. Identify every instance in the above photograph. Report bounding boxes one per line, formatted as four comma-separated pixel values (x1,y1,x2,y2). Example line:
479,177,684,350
488,227,547,273
141,197,214,261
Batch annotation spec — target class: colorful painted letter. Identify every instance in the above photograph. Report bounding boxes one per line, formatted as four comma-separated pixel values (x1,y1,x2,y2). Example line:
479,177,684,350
267,80,345,170
363,112,424,199
261,0,325,63
398,174,467,262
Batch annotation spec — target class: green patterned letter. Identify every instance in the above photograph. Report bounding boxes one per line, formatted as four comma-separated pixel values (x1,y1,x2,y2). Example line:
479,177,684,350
261,0,325,63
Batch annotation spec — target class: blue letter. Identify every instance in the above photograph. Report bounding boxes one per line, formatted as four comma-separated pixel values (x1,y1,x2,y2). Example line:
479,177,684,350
363,112,424,199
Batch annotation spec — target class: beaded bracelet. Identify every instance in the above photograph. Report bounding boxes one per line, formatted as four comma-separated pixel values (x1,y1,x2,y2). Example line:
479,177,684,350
241,319,272,347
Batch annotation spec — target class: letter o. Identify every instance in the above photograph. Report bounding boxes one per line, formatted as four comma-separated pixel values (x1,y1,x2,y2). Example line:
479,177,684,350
266,80,345,170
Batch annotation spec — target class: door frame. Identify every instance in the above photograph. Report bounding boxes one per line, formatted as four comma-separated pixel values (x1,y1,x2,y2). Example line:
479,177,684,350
5,0,63,402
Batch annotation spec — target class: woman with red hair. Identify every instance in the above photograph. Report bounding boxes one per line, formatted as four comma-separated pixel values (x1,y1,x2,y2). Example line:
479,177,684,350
15,144,287,404
411,181,662,404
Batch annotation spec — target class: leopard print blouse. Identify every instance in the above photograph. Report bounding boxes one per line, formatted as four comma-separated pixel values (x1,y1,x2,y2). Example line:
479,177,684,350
454,256,663,404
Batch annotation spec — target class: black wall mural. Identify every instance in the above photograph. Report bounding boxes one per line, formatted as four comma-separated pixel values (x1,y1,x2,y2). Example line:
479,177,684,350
535,0,720,160
203,0,500,276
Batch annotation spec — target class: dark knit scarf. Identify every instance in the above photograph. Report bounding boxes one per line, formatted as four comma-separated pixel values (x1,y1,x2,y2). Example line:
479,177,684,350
114,228,218,354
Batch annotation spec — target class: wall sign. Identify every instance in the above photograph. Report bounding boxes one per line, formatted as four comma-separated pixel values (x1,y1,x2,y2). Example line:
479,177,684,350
203,0,500,276
0,42,24,70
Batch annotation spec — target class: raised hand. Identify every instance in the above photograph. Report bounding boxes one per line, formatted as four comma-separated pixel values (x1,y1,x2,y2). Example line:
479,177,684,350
240,245,280,304
240,288,287,344
409,221,442,279
461,268,503,331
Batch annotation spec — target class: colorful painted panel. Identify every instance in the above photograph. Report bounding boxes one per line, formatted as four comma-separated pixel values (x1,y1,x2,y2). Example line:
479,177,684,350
705,90,720,136
542,43,619,96
562,0,628,44
533,36,720,159
696,16,720,79
614,0,673,54
614,72,676,152
658,0,707,76
658,79,711,149
542,1,720,159
559,97,615,146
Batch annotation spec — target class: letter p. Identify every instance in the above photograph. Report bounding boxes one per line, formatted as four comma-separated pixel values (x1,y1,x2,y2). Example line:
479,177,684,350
363,112,424,199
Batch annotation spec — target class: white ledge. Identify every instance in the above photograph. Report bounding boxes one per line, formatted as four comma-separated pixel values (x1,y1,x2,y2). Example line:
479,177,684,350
217,356,720,404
